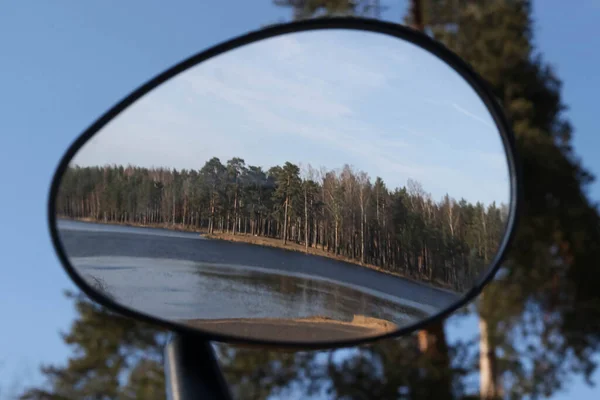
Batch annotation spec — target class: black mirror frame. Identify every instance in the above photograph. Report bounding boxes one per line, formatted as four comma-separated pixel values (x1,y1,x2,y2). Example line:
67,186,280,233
47,16,522,350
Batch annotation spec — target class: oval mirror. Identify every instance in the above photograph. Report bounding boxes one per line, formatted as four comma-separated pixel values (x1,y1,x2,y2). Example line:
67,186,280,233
49,19,519,347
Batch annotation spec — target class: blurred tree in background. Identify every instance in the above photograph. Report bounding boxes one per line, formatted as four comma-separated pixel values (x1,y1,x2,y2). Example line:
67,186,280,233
19,292,167,400
20,1,600,399
412,1,600,398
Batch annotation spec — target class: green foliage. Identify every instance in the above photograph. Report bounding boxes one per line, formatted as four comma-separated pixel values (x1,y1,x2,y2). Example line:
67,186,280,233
19,292,166,400
426,0,600,395
272,0,371,19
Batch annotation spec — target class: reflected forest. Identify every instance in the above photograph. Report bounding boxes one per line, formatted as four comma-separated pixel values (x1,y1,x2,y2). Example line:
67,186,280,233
56,159,507,291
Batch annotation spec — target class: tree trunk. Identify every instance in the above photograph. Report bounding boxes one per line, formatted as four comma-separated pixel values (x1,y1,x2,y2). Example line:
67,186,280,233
313,208,318,248
182,196,188,226
417,321,452,400
334,218,339,255
283,195,289,245
209,197,215,234
232,190,238,235
409,3,453,399
360,201,365,264
304,189,309,253
480,299,502,399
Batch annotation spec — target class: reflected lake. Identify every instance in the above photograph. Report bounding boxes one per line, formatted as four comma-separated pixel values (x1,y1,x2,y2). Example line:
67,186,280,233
69,256,428,324
57,219,458,339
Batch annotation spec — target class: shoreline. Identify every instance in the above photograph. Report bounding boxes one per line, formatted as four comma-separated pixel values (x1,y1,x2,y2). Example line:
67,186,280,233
204,232,459,295
59,216,459,295
57,216,208,234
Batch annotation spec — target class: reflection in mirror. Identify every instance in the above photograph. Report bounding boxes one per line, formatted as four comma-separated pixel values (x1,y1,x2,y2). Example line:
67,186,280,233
54,28,510,343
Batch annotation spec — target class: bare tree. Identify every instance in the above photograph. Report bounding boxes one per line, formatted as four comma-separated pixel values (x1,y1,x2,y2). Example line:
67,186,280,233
357,171,371,264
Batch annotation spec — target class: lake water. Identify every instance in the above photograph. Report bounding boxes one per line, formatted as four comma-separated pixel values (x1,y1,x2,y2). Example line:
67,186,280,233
56,219,458,340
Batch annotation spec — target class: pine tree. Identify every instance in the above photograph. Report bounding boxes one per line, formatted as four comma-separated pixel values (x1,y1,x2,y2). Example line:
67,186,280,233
420,0,600,397
19,292,167,400
273,162,302,245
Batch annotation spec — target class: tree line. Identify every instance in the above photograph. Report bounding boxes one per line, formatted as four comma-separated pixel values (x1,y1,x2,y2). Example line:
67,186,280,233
56,159,507,291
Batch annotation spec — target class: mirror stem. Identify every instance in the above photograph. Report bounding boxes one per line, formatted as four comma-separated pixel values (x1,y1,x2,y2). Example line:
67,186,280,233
165,333,232,400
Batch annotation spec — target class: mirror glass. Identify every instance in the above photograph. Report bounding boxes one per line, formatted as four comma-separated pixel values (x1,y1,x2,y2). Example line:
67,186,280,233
53,28,511,343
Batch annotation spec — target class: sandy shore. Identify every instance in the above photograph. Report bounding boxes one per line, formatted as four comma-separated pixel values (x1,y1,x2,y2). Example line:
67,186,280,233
182,315,398,343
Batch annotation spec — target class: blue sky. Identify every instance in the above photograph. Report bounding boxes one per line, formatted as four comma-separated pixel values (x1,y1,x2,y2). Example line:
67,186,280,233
73,28,508,206
1,0,599,398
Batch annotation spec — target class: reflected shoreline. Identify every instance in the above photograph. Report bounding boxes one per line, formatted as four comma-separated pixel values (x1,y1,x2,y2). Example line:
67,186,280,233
205,230,460,295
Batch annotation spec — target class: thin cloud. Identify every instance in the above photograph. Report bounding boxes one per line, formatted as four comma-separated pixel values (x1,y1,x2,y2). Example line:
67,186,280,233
72,29,509,205
451,102,496,130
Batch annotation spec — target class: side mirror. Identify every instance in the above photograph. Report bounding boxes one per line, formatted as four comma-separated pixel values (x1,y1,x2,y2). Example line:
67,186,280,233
48,18,521,349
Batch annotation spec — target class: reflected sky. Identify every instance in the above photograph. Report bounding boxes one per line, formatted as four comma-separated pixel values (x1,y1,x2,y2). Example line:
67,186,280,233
70,29,510,206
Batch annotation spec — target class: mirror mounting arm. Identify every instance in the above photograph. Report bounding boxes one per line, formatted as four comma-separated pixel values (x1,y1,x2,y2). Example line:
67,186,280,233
165,334,232,400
